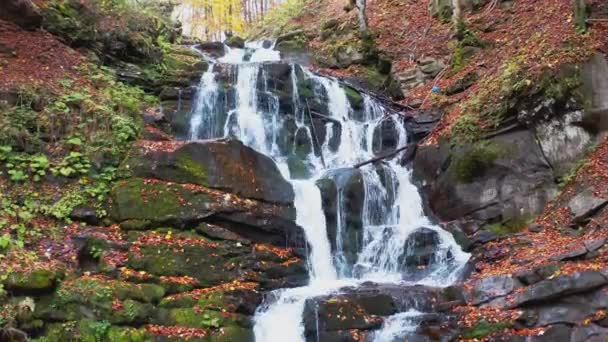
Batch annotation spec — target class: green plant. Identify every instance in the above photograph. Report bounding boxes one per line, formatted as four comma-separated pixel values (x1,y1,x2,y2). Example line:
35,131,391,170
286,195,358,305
29,155,50,182
52,152,91,177
89,320,111,342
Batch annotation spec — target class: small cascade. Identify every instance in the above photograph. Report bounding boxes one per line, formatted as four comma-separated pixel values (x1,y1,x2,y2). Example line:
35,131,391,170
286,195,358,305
185,41,470,341
189,64,219,140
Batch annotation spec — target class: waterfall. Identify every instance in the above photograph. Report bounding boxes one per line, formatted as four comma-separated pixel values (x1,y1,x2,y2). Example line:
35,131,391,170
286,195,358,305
187,41,470,341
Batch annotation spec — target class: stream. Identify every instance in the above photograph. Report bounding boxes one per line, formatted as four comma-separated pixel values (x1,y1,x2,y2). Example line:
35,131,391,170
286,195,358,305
186,41,470,342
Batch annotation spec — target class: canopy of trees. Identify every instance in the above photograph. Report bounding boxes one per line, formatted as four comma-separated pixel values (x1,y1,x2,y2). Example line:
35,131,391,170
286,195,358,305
176,0,282,40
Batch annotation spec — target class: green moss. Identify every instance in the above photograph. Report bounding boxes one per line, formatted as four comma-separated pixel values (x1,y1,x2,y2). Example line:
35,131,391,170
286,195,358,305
485,216,531,236
127,242,238,286
5,269,60,293
176,151,209,185
209,326,254,342
106,326,152,342
343,86,364,109
461,320,513,339
225,36,245,48
111,178,212,225
449,142,503,183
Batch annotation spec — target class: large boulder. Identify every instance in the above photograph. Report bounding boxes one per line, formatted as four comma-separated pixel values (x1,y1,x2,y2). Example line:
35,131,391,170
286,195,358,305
511,270,608,308
413,129,558,225
110,178,303,247
122,139,294,204
0,0,42,29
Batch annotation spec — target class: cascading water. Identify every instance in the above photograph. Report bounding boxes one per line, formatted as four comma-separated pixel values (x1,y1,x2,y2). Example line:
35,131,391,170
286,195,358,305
187,41,469,341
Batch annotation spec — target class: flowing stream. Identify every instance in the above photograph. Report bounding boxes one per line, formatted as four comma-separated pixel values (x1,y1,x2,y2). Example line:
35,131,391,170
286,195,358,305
187,41,469,341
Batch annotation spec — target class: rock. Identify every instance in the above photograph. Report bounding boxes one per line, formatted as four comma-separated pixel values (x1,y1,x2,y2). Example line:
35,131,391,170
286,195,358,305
469,274,520,305
0,0,42,29
535,110,593,178
413,129,558,227
111,178,302,247
418,57,445,77
581,53,608,132
514,263,560,285
198,41,226,58
128,232,307,289
521,288,608,327
443,71,478,95
195,223,251,245
303,293,392,335
316,168,364,275
372,116,405,155
568,188,608,224
529,223,544,232
4,269,61,295
123,139,294,204
69,206,101,225
511,270,608,308
549,244,588,262
225,36,245,48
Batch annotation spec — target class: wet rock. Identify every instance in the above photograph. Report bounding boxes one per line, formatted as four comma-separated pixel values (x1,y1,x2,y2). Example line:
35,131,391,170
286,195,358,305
224,35,245,48
398,228,442,273
303,293,391,336
568,188,608,224
372,117,405,155
123,139,294,204
316,168,364,274
511,270,608,308
469,274,520,305
198,41,226,58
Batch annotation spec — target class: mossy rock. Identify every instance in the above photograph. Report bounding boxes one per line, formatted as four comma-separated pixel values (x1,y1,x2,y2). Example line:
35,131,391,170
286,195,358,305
461,320,513,339
113,282,166,303
110,299,156,325
343,86,364,110
120,140,295,205
156,307,249,330
106,325,153,342
4,269,62,294
448,142,503,183
225,36,245,48
110,178,213,228
209,326,255,342
44,320,152,342
127,243,244,287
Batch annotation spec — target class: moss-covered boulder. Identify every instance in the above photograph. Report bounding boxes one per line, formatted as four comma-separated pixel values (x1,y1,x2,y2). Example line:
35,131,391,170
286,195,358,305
4,269,62,295
225,36,245,48
45,320,153,342
35,277,163,324
343,86,364,110
121,139,294,204
110,177,302,246
126,232,308,289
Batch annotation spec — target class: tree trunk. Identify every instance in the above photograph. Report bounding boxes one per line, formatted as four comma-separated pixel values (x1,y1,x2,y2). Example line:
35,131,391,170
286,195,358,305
355,0,368,32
